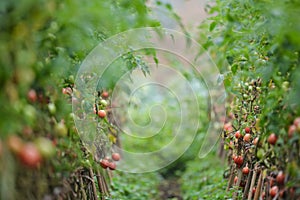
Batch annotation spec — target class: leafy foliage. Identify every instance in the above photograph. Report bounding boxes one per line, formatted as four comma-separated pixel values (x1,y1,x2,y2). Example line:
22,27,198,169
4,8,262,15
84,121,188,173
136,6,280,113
199,0,300,198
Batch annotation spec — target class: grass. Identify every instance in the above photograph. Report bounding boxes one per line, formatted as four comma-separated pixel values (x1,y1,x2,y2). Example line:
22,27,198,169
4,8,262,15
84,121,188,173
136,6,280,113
180,150,233,199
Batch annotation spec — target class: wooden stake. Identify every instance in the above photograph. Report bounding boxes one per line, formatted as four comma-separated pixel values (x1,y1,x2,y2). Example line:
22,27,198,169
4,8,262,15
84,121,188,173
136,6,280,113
227,165,235,191
89,168,98,200
247,167,257,200
243,167,253,199
254,169,263,200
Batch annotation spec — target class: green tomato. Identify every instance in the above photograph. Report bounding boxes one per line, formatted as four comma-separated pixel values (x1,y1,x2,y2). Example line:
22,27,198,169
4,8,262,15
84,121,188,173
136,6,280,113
282,81,289,91
35,137,55,158
55,122,68,137
48,103,56,115
257,149,264,160
100,99,108,107
23,105,36,123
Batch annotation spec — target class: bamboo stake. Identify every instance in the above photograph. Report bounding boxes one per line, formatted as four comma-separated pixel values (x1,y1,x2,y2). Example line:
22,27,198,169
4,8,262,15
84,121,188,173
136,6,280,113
79,175,87,200
247,167,258,200
233,168,243,200
89,168,98,200
254,169,263,200
96,169,107,200
243,167,253,199
227,165,235,191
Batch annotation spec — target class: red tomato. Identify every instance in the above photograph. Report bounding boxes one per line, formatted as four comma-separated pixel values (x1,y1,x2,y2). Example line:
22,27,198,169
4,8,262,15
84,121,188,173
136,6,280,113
252,187,256,196
98,110,106,118
27,89,37,103
234,156,243,167
100,159,109,169
112,153,120,161
245,127,251,133
101,91,109,99
268,133,277,145
235,131,241,139
242,166,250,174
243,134,251,142
19,143,42,168
269,186,279,198
108,162,116,170
276,171,285,185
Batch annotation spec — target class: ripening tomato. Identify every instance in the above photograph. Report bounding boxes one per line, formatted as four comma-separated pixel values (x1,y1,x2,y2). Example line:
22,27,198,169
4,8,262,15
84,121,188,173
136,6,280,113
224,122,233,132
268,133,277,145
112,153,120,161
101,91,109,99
7,135,23,154
293,117,300,127
276,171,285,185
243,134,251,142
234,176,238,184
27,89,37,103
98,110,106,118
62,87,72,95
18,143,42,168
245,127,251,133
288,125,297,138
235,131,241,139
270,186,279,198
253,137,259,145
242,166,250,174
229,141,234,150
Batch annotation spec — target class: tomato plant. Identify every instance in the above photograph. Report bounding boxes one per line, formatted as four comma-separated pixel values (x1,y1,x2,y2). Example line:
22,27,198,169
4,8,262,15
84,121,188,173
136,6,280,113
0,0,160,199
198,0,300,198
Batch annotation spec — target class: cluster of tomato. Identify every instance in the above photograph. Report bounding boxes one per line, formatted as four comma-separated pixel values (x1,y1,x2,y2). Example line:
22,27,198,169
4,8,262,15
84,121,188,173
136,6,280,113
0,86,71,169
93,90,121,171
99,152,120,171
94,91,109,118
4,135,55,169
223,78,300,199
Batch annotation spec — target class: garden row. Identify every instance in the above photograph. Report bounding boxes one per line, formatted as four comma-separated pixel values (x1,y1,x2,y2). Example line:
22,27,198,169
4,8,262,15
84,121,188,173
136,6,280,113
199,0,300,199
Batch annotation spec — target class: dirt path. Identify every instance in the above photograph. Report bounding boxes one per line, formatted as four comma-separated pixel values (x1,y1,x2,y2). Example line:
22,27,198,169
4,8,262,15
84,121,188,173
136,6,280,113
158,178,183,200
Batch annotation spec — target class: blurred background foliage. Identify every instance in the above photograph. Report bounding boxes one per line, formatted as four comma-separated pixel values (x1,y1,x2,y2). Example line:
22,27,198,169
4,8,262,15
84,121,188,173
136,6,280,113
0,0,162,199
